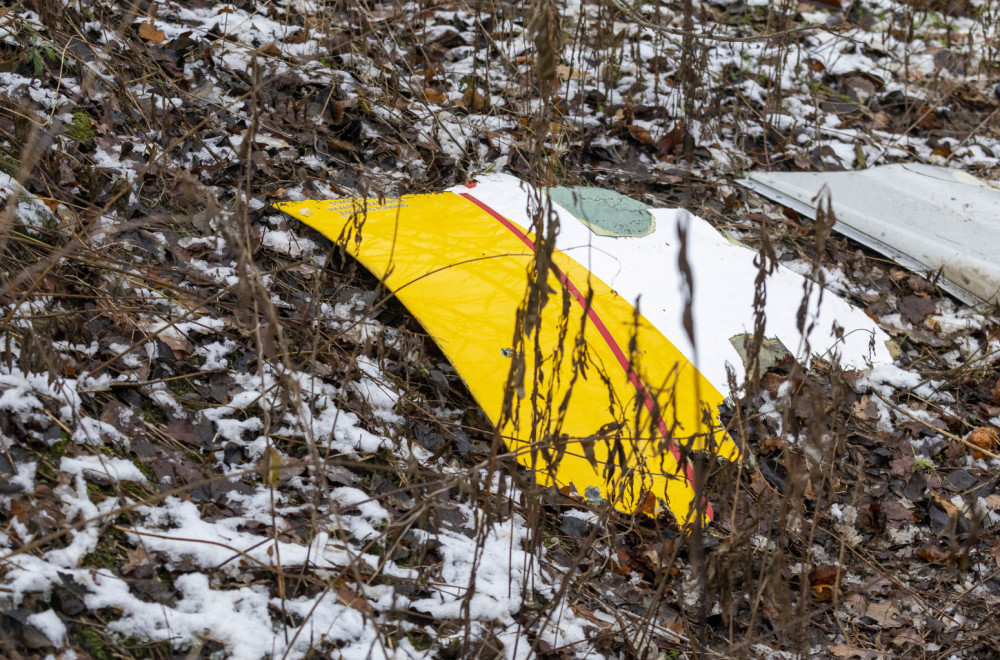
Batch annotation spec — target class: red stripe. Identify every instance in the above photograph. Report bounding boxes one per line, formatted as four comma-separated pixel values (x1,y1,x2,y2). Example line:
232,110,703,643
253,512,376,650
459,191,711,520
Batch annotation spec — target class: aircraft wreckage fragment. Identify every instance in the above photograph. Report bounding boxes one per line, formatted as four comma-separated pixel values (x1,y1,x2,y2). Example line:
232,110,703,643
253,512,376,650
276,174,891,525
741,163,1000,306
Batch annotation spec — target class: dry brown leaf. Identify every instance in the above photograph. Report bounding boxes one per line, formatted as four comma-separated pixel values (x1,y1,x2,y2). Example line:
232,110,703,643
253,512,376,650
164,419,204,447
762,372,785,397
611,549,634,575
830,644,882,659
804,58,826,73
421,61,444,83
285,27,310,45
882,499,916,528
889,454,913,477
460,87,486,111
369,8,401,21
422,87,447,105
327,138,357,153
760,435,786,453
161,332,194,356
257,41,281,57
965,427,998,460
841,592,868,616
7,497,26,525
663,618,684,635
137,319,193,357
122,547,154,578
897,294,937,324
809,564,840,587
811,583,834,602
852,395,879,420
762,592,782,626
571,605,613,630
638,491,657,516
138,21,166,44
626,123,653,146
641,538,676,571
865,600,905,628
556,64,584,80
918,545,956,563
931,492,961,519
656,121,689,156
330,97,359,124
915,103,939,130
337,581,374,615
891,627,924,647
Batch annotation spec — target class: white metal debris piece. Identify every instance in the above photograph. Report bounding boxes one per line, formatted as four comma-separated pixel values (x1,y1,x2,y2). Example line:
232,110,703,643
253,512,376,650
461,174,893,391
740,164,1000,306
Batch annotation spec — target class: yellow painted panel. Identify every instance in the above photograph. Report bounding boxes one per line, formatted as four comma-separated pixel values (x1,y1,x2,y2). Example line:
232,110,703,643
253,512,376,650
275,191,738,524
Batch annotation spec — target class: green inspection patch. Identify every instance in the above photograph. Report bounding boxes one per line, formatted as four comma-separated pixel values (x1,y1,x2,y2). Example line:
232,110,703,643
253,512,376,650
547,186,655,237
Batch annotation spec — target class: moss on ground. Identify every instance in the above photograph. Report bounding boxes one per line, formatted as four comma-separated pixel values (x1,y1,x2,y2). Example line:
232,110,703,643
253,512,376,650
0,151,19,176
72,623,113,660
66,111,95,143
82,525,127,570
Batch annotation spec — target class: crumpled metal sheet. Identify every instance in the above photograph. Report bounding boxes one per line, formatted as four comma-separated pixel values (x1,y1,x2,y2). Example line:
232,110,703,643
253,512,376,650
740,163,1000,305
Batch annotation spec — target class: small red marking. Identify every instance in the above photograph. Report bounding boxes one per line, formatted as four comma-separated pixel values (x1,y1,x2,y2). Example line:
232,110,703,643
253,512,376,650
462,182,478,189
459,191,712,520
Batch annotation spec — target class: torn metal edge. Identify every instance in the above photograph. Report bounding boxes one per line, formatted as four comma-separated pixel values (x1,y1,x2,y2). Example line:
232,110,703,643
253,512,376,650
737,176,983,306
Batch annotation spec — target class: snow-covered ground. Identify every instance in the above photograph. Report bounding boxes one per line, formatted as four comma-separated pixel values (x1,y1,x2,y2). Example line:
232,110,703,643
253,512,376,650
1,0,999,657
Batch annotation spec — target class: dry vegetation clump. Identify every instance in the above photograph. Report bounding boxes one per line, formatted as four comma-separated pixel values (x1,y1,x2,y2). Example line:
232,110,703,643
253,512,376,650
0,0,998,658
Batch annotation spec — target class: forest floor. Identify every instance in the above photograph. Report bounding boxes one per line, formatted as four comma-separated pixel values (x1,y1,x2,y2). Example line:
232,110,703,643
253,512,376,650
1,0,1000,658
